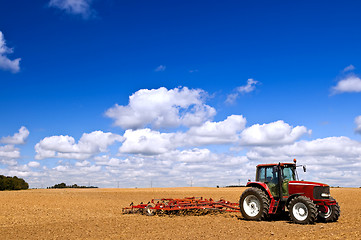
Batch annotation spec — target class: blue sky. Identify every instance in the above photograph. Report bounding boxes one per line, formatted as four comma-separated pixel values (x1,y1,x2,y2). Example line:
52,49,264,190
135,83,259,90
1,0,361,188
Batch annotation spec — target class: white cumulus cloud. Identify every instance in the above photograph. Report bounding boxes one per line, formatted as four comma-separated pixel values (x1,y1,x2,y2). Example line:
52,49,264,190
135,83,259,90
105,87,216,129
119,128,176,155
0,164,37,178
35,131,123,160
168,148,215,163
186,115,246,145
331,75,361,94
0,145,20,160
240,120,311,146
28,161,41,168
237,78,259,93
0,145,20,166
53,163,101,173
0,31,21,73
226,79,259,104
75,160,91,167
0,126,29,145
118,115,247,155
0,127,28,166
247,136,361,159
49,0,94,18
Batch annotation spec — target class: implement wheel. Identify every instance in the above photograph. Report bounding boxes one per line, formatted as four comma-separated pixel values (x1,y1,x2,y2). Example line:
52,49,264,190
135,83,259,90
144,204,156,216
239,187,270,221
288,196,317,224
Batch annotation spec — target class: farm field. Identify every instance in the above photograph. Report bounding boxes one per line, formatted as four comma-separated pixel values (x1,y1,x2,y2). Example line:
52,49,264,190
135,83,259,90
0,187,360,239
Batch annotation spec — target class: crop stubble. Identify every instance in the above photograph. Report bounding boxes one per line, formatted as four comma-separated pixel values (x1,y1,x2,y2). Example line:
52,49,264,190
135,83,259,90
0,187,360,239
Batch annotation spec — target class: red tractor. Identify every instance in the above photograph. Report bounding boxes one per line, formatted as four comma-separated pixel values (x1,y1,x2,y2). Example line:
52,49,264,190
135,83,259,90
239,159,340,224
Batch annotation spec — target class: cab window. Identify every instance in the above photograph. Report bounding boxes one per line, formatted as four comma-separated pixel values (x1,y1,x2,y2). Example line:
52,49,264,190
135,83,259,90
266,167,278,183
258,166,279,183
282,167,296,181
258,167,265,182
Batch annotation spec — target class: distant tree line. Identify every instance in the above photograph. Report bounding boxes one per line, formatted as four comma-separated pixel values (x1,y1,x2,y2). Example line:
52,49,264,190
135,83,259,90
48,183,98,189
224,185,246,188
0,175,29,191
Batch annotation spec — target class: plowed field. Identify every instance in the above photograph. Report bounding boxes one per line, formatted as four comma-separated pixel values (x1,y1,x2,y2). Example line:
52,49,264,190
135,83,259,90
0,187,360,239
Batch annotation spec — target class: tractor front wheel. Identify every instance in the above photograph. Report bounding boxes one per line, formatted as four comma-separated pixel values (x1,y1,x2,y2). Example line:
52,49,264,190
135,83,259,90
239,187,270,221
318,198,340,222
288,196,317,224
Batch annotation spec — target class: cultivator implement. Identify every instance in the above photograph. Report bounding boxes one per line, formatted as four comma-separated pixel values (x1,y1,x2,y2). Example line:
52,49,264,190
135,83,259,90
122,197,240,216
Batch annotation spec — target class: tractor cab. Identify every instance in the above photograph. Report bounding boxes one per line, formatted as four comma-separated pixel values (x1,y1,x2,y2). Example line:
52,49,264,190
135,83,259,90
255,162,298,198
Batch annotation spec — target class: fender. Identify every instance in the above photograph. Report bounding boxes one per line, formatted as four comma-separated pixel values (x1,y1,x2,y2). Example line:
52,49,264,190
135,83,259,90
286,193,302,207
246,181,274,200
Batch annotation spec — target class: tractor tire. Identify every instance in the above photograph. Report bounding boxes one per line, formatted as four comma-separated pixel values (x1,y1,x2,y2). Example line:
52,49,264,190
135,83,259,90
239,187,270,221
288,196,317,224
318,197,341,222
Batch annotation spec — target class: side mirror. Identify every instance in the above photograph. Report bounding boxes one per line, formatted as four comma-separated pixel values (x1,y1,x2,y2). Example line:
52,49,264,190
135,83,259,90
303,165,306,172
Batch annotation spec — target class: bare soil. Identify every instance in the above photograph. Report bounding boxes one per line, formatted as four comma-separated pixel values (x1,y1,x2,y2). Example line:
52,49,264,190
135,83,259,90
0,187,360,239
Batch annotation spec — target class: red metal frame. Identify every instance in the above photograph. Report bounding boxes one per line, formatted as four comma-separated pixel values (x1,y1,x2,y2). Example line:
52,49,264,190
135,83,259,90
256,163,295,168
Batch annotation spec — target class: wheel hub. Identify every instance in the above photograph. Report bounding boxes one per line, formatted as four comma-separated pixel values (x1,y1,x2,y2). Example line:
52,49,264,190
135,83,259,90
299,208,305,215
293,202,308,221
319,205,332,219
243,195,260,217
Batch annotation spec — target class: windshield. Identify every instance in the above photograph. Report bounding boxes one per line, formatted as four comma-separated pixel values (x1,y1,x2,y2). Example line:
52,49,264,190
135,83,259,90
282,166,297,181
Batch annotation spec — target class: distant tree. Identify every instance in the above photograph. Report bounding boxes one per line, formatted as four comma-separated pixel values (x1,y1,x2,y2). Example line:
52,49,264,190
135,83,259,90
52,183,66,188
0,175,29,191
49,183,98,189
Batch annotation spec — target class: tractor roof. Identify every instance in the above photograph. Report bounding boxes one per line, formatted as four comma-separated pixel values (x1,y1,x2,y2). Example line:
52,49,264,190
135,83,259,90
256,163,296,168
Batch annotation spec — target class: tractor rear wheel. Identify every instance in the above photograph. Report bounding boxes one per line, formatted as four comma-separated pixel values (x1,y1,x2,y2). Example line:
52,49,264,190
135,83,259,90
318,198,340,222
288,196,317,224
239,187,270,221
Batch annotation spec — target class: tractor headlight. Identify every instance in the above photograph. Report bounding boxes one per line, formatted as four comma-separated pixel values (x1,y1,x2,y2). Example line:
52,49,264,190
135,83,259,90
321,193,330,198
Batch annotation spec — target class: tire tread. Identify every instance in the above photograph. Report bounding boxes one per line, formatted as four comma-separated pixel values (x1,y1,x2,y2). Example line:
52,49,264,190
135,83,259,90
288,196,317,224
239,187,270,221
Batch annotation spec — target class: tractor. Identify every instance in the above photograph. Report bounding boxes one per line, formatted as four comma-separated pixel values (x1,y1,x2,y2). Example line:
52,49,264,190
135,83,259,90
239,159,340,224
